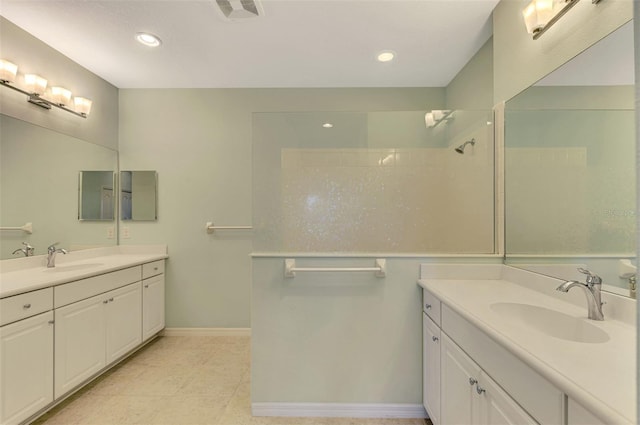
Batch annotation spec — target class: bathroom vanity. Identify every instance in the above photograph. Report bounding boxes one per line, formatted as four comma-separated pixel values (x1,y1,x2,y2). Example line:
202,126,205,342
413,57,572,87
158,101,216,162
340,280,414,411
0,245,167,425
419,264,636,425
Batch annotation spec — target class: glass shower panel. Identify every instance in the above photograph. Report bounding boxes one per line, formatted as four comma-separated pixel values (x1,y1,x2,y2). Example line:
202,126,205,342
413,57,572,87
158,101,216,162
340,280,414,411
253,110,494,253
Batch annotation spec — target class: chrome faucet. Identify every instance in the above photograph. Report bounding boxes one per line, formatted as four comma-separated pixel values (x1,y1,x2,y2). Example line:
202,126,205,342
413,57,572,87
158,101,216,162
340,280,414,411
556,268,604,321
47,243,67,268
12,242,35,257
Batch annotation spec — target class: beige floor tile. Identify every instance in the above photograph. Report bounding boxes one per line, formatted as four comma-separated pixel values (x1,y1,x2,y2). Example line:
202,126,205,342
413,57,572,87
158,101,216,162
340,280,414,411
36,336,426,425
148,395,228,425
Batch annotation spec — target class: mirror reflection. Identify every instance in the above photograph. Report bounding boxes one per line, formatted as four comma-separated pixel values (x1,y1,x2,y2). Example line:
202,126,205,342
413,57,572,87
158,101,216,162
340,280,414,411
504,21,636,296
120,171,158,221
0,115,118,260
78,171,115,221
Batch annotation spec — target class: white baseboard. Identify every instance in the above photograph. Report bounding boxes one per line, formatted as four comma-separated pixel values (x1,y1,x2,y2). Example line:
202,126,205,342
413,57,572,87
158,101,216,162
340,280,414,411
161,327,251,337
251,403,427,419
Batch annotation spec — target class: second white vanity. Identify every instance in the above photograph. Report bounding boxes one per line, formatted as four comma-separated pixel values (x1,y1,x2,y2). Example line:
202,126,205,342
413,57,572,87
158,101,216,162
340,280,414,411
0,245,167,425
419,264,636,425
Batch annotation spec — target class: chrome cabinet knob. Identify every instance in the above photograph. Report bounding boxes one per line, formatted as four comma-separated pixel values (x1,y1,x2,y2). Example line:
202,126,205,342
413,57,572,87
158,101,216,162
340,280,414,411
476,385,486,395
469,378,477,386
425,304,432,309
432,336,439,342
23,303,31,309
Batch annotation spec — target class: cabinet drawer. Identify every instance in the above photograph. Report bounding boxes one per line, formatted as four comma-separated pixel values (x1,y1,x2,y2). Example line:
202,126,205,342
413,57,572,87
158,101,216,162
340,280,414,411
142,260,164,279
0,288,53,326
55,266,141,308
423,288,441,326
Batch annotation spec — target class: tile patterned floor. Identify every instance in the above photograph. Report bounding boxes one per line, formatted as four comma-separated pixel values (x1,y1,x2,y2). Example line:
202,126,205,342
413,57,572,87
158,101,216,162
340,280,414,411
34,336,430,425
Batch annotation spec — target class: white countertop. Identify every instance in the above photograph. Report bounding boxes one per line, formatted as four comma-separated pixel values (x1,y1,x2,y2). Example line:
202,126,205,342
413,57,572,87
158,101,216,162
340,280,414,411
418,268,636,424
0,245,168,298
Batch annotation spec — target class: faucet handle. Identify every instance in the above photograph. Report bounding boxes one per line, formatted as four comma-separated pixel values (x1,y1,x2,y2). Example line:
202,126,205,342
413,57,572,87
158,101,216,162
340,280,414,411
578,268,602,286
47,242,60,251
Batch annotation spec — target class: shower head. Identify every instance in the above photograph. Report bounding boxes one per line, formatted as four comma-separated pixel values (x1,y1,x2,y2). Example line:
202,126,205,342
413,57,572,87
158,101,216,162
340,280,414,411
455,138,475,154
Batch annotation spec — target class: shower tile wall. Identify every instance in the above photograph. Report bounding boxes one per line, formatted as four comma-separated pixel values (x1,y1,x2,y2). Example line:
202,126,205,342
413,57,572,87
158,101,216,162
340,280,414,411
254,112,494,253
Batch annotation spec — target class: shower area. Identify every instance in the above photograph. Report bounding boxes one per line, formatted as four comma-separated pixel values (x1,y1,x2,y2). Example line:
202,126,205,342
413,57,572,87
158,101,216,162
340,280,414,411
252,109,495,254
250,109,495,414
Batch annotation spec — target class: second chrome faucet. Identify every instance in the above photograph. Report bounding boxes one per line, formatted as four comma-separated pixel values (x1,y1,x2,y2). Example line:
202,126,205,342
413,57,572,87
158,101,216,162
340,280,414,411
47,243,67,268
556,268,604,321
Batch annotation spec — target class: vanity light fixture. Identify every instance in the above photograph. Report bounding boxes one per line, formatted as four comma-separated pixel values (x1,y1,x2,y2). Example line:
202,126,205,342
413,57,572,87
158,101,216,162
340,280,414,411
424,109,453,129
322,123,334,128
523,0,604,40
0,60,93,118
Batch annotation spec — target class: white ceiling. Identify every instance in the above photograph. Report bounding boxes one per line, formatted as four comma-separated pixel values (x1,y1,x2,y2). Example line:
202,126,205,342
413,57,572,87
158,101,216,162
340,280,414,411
0,0,500,89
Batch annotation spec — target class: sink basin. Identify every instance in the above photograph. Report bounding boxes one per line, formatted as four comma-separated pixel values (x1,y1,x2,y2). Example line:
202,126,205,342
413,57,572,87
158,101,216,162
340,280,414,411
43,263,104,273
490,302,609,344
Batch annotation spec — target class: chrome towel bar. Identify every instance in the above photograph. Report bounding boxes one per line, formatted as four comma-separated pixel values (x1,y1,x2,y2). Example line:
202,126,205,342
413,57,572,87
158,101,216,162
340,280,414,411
206,221,253,234
284,258,386,278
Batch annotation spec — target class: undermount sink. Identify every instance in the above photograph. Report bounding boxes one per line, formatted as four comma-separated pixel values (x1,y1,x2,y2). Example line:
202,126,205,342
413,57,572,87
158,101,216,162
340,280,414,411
490,302,610,344
43,263,104,273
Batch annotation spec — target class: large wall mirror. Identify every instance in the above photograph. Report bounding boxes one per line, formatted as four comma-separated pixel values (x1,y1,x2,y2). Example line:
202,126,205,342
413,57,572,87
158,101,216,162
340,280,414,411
0,115,118,259
504,21,636,296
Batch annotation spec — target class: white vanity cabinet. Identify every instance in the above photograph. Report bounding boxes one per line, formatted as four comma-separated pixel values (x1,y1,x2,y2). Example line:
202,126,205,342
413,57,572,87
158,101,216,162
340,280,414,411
0,310,54,425
423,288,542,425
422,290,441,424
441,334,536,425
142,261,165,341
568,399,607,425
54,282,142,398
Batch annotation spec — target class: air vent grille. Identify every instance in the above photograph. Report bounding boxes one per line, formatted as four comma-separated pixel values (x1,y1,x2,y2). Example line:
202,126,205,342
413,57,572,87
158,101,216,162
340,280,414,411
215,0,262,20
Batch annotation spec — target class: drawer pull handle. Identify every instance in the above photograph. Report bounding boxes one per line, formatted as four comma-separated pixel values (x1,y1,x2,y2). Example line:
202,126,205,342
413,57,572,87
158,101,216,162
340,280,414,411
476,385,486,395
425,304,432,309
103,300,109,304
469,378,477,386
23,303,31,309
144,284,149,288
432,336,439,342
48,320,55,325
154,267,158,271
109,298,114,302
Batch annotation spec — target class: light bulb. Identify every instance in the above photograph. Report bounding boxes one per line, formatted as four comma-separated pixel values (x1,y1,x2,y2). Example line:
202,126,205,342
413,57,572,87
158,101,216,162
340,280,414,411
24,74,47,95
0,60,18,83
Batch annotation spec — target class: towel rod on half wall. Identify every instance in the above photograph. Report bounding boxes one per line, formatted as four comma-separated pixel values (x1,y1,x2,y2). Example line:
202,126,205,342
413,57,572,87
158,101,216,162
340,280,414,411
284,258,386,278
206,222,253,234
0,222,33,234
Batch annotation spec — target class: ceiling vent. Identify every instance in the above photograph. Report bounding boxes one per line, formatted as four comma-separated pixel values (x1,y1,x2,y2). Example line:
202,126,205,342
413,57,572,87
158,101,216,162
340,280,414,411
215,0,263,21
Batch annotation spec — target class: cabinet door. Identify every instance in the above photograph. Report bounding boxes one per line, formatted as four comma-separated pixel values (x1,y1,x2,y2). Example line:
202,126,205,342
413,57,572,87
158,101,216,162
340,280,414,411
55,294,106,399
0,311,54,425
441,334,481,425
478,372,537,425
142,274,165,341
105,283,142,364
423,313,441,424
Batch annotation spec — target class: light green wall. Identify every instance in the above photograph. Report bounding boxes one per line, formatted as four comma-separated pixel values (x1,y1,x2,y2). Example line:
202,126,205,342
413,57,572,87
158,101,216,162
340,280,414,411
446,37,493,110
493,0,632,104
0,17,119,150
118,88,445,328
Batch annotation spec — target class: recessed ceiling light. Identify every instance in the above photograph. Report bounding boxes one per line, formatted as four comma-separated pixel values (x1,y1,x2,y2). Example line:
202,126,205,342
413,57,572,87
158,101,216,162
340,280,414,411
322,123,334,128
376,50,396,63
136,32,162,47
